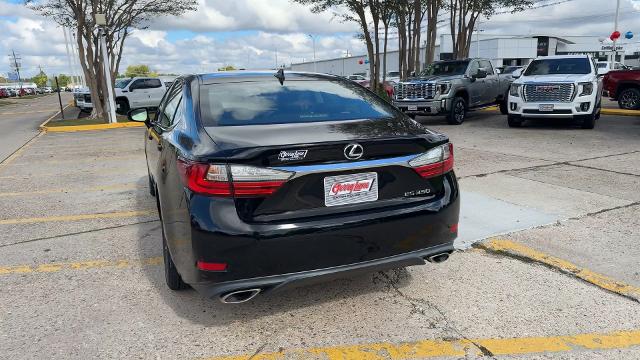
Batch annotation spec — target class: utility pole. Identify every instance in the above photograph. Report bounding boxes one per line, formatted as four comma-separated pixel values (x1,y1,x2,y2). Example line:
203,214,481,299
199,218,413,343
95,14,117,124
308,34,317,72
9,50,23,92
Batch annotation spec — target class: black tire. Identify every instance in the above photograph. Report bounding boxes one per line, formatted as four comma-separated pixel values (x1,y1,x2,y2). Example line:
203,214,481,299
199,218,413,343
447,97,466,125
148,175,156,197
499,99,508,115
157,192,188,290
507,115,523,128
618,88,640,110
115,98,130,115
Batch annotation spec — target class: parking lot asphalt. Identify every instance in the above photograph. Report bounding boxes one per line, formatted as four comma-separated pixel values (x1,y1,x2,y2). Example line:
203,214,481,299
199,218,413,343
0,93,72,163
0,109,639,359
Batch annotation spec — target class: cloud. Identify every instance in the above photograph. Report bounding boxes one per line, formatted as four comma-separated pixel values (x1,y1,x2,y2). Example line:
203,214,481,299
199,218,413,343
1,0,639,78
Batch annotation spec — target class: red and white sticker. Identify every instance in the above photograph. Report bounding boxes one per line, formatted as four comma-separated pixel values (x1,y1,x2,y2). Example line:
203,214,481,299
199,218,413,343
324,172,378,207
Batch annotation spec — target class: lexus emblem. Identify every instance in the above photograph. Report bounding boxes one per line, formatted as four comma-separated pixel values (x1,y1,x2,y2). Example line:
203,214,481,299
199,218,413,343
344,143,364,160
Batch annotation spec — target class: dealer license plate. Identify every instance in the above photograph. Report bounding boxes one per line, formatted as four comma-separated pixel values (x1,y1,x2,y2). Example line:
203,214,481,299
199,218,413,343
538,104,554,112
324,172,378,207
407,105,418,111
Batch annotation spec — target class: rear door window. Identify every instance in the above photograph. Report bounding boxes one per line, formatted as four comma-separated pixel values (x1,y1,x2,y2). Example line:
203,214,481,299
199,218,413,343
158,84,182,128
200,79,396,126
145,79,162,88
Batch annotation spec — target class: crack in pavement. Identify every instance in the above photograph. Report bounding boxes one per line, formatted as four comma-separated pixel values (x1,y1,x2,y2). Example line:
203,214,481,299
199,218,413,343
375,270,497,358
0,219,160,248
458,149,640,180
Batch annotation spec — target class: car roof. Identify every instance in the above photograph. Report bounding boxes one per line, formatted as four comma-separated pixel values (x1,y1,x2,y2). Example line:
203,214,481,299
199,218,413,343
534,55,590,60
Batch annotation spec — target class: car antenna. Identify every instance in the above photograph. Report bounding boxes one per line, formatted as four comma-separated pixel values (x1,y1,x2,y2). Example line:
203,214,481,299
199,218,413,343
274,68,285,85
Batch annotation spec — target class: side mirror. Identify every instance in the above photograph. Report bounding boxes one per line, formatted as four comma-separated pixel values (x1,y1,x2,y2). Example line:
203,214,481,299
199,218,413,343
512,68,523,79
474,69,488,79
128,108,149,124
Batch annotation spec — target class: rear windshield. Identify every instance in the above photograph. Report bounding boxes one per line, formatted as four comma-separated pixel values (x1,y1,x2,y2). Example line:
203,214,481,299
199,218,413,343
524,58,591,75
200,79,396,126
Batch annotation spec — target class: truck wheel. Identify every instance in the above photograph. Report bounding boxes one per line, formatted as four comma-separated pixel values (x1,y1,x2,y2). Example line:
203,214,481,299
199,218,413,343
499,100,508,115
507,115,523,127
447,97,466,125
116,98,130,115
618,88,640,110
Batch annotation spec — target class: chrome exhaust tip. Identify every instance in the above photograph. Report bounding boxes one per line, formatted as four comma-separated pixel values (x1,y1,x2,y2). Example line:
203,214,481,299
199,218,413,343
219,288,262,304
426,253,450,264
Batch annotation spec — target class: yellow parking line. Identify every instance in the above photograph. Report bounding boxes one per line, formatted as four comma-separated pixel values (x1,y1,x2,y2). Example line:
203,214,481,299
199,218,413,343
202,329,640,359
479,239,640,301
0,256,162,276
601,108,640,116
0,183,140,197
44,122,145,132
0,109,62,116
0,210,155,225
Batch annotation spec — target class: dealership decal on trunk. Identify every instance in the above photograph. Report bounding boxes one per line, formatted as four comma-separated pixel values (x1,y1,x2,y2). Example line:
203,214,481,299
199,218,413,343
324,172,378,207
278,150,308,161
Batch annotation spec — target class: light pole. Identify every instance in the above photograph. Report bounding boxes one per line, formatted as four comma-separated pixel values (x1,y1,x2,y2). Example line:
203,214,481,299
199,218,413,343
612,0,621,64
476,28,484,58
95,14,117,124
308,34,317,72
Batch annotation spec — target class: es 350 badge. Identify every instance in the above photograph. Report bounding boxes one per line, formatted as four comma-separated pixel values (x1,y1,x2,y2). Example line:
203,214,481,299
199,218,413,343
278,150,308,161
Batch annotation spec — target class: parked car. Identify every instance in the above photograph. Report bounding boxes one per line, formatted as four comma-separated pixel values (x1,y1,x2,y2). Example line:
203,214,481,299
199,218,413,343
386,71,401,83
44,87,53,93
507,55,602,129
114,77,167,114
360,80,394,99
596,61,630,75
392,58,513,124
0,88,9,98
346,74,368,85
127,71,459,303
603,69,640,110
74,88,92,112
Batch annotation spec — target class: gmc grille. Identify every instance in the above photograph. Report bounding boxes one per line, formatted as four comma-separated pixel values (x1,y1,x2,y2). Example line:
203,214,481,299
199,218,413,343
394,83,435,100
523,83,575,103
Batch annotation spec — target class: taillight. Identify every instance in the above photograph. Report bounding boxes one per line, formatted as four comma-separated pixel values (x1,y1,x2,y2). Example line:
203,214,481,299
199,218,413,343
177,159,294,197
408,143,454,178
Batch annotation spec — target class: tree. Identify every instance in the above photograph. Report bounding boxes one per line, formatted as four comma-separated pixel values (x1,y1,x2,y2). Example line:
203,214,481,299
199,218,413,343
424,0,443,66
56,74,71,88
0,76,7,83
125,64,155,77
448,0,532,59
32,70,48,88
217,65,237,71
26,0,197,121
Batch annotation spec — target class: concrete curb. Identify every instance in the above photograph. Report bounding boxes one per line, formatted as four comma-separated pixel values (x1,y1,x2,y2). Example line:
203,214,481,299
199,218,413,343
38,103,72,128
601,108,640,116
43,122,145,133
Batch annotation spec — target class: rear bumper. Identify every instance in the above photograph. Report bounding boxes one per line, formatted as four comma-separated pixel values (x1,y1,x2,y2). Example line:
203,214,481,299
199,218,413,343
173,173,460,296
393,99,450,115
192,242,455,300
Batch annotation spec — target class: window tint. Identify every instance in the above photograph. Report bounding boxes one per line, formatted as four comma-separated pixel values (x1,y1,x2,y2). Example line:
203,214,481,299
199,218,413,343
468,61,480,75
146,79,162,88
420,61,469,76
524,58,591,75
131,79,145,90
159,85,182,128
200,79,396,126
479,60,494,74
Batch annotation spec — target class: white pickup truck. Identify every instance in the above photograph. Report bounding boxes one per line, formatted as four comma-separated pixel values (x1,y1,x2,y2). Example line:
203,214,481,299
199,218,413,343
507,55,602,129
74,77,168,114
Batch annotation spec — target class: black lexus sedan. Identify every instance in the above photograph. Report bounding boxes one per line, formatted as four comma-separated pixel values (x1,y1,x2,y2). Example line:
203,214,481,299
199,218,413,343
128,71,459,303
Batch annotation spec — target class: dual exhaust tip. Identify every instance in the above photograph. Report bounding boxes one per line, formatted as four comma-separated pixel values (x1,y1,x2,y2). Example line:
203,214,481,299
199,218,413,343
219,253,450,303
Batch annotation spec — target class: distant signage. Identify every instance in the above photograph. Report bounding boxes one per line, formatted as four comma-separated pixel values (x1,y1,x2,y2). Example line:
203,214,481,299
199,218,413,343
601,45,624,51
7,72,18,81
537,37,549,56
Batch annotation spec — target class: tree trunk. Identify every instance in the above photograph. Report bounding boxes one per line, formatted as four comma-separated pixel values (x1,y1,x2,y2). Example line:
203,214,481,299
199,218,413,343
382,22,389,83
425,0,439,65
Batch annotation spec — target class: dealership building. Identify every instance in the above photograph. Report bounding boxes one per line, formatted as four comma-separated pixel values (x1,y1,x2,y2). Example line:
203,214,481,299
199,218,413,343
290,34,639,76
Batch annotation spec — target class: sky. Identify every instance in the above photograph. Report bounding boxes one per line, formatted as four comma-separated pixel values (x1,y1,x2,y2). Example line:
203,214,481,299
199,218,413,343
1,0,640,78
